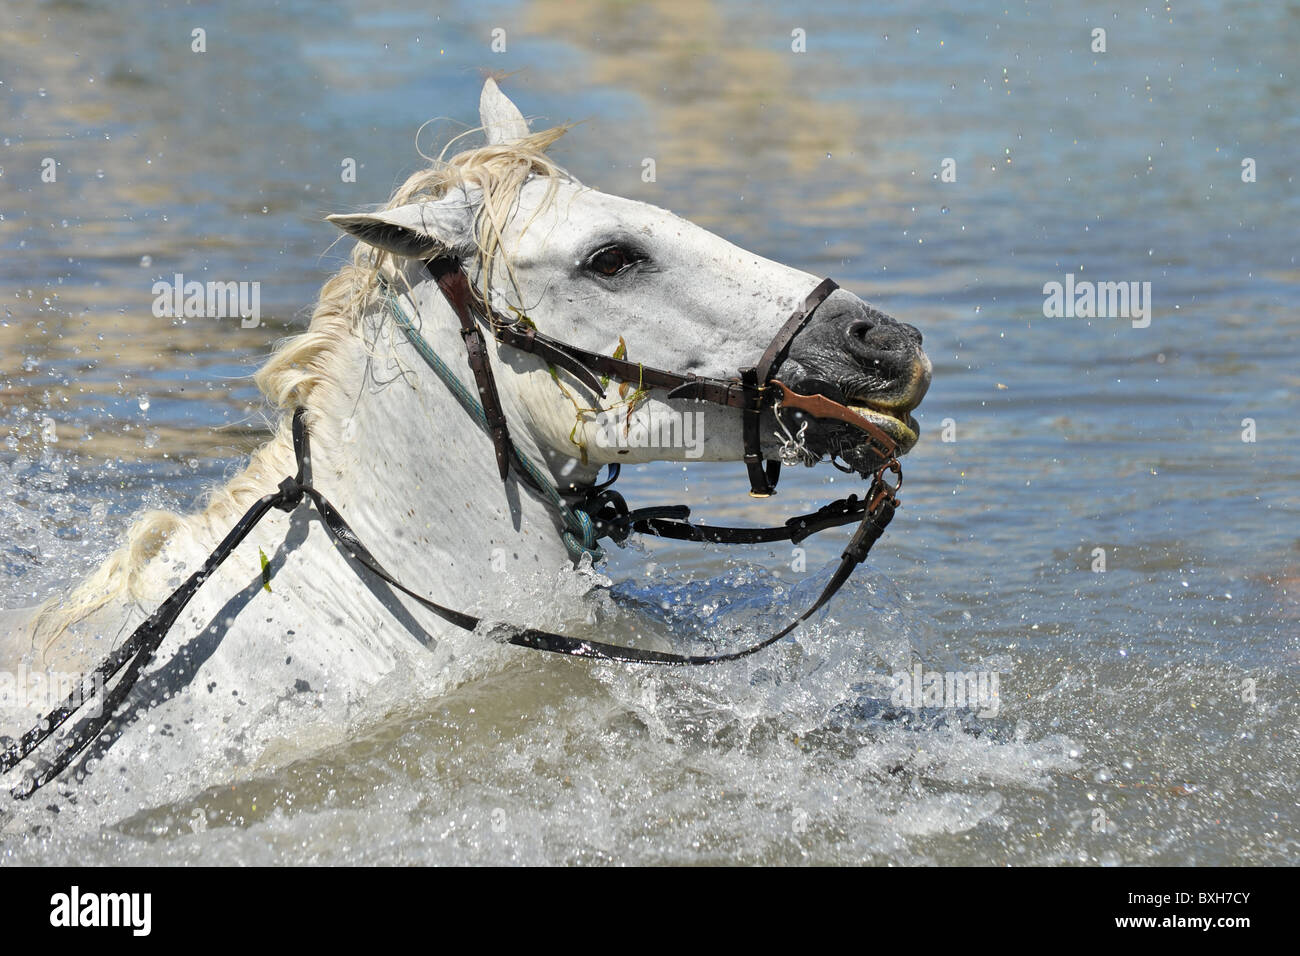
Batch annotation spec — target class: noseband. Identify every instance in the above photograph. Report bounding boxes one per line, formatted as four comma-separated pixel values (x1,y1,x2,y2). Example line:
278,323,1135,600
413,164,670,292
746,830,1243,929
2,260,908,799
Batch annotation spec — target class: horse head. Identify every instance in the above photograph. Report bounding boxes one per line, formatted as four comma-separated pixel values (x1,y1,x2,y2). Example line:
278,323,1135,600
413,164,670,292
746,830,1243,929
328,79,930,488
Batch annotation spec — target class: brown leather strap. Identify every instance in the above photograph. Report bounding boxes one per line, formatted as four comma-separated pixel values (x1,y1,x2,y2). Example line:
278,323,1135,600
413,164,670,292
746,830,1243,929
770,380,896,458
513,326,739,400
757,278,840,383
428,260,512,481
663,375,751,409
425,260,753,409
492,323,607,395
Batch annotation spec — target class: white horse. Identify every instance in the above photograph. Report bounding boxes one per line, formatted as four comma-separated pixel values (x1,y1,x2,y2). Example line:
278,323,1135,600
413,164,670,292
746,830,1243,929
0,80,929,812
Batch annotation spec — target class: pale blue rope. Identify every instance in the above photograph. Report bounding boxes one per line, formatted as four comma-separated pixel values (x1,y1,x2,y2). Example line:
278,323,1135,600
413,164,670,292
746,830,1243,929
378,279,604,562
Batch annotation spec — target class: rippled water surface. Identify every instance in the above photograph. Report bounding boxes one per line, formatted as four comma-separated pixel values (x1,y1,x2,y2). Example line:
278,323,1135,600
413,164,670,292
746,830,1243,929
1,0,1297,864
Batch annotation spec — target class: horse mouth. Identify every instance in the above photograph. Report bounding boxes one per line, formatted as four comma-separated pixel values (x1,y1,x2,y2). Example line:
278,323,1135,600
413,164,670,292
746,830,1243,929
845,401,919,451
782,373,927,475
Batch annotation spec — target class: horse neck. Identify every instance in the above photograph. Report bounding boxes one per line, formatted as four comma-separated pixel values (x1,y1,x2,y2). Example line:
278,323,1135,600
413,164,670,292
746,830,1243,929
27,267,580,681
299,269,578,596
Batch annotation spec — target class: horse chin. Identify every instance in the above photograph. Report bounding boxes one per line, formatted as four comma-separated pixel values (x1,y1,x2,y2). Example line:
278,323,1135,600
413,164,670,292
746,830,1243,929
845,403,919,453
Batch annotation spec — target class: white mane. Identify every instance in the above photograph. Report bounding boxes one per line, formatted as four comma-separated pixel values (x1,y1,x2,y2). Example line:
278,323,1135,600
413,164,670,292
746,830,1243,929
36,122,575,654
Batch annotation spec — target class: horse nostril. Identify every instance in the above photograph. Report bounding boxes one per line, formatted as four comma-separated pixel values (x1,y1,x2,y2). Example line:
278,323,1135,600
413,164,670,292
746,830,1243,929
848,315,910,352
847,318,876,342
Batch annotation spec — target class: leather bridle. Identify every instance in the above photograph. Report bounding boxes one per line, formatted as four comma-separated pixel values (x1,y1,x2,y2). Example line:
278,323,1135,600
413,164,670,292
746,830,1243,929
1,260,909,799
426,256,899,496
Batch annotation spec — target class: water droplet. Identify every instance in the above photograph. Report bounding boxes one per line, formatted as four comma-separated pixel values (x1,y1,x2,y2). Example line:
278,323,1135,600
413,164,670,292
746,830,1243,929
139,255,152,267
137,393,151,413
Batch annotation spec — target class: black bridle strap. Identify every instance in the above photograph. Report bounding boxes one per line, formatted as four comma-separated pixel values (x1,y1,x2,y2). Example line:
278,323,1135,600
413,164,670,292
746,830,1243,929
744,277,840,496
1,409,898,799
305,453,895,667
608,493,874,545
738,365,778,498
0,420,321,798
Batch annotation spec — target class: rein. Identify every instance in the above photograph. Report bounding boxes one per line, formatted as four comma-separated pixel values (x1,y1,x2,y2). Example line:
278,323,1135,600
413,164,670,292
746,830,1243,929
1,264,904,799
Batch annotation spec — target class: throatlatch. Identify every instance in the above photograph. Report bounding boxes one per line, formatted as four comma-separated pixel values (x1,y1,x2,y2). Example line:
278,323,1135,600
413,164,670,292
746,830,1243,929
1,270,905,799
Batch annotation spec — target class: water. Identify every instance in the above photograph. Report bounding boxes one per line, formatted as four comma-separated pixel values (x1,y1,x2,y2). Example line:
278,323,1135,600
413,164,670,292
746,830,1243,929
1,0,1297,864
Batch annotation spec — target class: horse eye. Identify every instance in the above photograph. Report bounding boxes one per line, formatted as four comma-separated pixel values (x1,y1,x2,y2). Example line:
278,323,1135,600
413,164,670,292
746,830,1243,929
587,245,637,277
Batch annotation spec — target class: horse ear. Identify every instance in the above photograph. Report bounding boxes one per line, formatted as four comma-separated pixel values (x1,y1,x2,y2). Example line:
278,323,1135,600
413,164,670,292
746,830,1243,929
327,189,479,260
480,77,530,145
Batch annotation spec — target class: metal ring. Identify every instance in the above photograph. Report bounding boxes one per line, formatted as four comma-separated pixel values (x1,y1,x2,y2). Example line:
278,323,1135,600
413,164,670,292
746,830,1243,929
874,459,902,489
